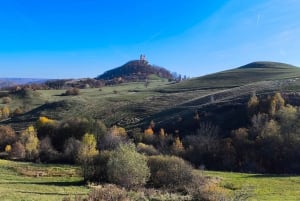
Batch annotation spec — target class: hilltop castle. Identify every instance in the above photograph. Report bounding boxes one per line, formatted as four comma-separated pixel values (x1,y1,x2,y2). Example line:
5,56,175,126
139,54,147,64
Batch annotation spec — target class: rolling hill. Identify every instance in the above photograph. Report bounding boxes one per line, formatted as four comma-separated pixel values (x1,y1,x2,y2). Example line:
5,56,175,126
160,61,300,92
96,60,173,81
2,61,300,134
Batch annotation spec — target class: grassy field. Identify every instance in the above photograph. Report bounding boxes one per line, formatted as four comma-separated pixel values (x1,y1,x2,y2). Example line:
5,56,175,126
205,171,300,201
0,159,299,201
0,159,89,201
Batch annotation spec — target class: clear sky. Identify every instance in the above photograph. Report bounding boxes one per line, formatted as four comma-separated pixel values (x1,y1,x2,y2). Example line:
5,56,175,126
0,0,300,78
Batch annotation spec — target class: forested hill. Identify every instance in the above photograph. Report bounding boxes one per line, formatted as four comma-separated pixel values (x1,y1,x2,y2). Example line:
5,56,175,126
96,60,173,81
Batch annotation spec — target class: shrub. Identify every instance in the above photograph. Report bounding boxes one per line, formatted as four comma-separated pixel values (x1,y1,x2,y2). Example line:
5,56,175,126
107,143,150,188
0,125,16,151
13,107,23,116
11,141,26,159
63,137,81,163
87,185,129,201
137,143,160,156
63,87,80,96
93,151,111,182
2,96,12,104
148,155,194,188
1,106,10,118
39,136,60,162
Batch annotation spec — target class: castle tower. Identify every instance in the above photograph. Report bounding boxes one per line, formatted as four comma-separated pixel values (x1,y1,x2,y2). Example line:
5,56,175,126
140,54,147,63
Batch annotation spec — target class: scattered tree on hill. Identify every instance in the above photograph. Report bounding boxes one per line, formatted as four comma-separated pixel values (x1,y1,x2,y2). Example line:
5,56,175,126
63,87,80,96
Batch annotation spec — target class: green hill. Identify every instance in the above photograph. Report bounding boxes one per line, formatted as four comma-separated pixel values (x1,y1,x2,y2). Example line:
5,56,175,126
2,61,300,132
96,60,173,81
161,61,300,92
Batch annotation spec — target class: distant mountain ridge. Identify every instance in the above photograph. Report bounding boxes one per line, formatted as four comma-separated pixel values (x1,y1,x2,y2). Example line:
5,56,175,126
0,78,49,89
96,59,173,81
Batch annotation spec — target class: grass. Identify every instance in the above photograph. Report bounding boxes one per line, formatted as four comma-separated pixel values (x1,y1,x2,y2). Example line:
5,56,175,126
0,159,299,201
2,62,300,131
205,171,300,201
0,159,89,201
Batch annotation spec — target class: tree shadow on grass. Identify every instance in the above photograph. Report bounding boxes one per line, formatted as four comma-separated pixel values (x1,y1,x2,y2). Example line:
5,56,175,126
5,180,85,186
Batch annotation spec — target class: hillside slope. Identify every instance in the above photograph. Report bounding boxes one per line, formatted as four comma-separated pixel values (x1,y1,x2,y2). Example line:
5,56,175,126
161,61,300,92
2,61,300,133
96,60,173,81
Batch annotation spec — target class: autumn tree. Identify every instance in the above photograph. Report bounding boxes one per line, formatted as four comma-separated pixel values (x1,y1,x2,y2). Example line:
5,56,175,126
247,94,259,116
1,106,10,119
11,141,26,159
36,116,55,128
269,92,285,115
78,133,99,180
20,126,39,160
171,136,185,155
0,125,16,151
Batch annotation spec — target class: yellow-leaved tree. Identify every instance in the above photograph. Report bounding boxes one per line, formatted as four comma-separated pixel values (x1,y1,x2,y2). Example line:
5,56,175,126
1,106,10,119
20,126,39,160
171,136,185,155
5,144,12,153
78,133,99,181
36,116,55,126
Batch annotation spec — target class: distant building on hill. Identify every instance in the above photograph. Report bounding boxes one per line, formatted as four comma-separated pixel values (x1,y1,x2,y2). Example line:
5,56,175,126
140,54,147,64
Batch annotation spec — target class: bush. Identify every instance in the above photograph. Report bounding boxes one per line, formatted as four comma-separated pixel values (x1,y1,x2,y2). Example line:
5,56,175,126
63,137,81,163
11,141,26,159
148,155,194,188
0,125,16,151
93,151,111,182
87,185,129,201
2,96,12,104
107,143,150,188
63,88,80,96
137,143,160,156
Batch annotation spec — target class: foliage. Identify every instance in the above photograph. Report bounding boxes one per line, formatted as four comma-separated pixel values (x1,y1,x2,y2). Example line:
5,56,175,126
10,141,26,159
39,136,60,162
2,96,12,104
5,145,12,153
0,125,16,151
137,143,160,156
63,87,80,96
148,155,193,188
78,133,99,181
144,127,154,135
1,106,10,118
107,143,150,188
20,126,39,160
36,116,55,128
63,137,81,163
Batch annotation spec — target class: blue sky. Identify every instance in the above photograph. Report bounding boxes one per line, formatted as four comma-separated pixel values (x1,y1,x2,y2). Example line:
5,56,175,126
0,0,300,78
